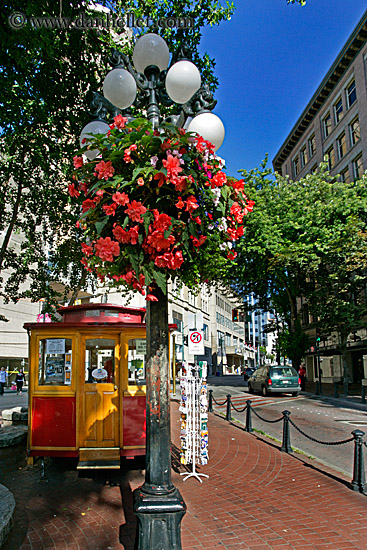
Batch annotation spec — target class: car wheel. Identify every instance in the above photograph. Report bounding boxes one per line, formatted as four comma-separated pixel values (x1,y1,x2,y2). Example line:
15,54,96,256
292,392,299,397
262,385,268,397
248,383,254,394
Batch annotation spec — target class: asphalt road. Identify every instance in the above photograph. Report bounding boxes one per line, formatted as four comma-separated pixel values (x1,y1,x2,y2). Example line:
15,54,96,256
206,375,367,477
0,389,28,413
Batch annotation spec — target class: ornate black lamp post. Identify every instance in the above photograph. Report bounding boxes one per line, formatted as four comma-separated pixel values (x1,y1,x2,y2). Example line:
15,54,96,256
80,33,224,549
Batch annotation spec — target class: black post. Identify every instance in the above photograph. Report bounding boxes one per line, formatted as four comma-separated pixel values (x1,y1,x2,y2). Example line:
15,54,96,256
134,286,186,550
208,389,213,413
245,400,253,433
351,430,367,494
280,410,292,453
361,385,366,405
226,394,232,422
334,381,339,398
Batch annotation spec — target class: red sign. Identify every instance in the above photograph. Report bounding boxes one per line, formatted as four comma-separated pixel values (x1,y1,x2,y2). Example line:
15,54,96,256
190,331,202,344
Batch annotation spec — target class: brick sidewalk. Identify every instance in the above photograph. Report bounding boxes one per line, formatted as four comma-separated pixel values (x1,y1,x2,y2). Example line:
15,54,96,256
2,401,367,549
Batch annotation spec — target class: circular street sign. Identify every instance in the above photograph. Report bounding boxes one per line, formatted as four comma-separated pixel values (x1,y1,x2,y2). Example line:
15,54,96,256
190,331,202,343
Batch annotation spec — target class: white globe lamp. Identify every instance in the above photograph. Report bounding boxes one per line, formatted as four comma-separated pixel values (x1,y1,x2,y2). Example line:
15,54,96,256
133,33,170,74
165,60,201,104
103,68,137,110
187,112,225,152
80,120,110,160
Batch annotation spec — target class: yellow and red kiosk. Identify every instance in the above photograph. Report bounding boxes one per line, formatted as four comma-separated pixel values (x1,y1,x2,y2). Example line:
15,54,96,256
24,303,173,469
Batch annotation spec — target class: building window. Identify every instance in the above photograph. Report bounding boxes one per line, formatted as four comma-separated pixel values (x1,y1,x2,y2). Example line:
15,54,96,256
340,167,350,183
310,164,318,174
322,113,332,138
203,324,209,341
334,97,343,124
346,80,357,108
308,134,316,157
325,146,335,170
292,155,299,177
336,132,347,160
352,154,363,180
225,333,231,347
349,117,360,146
300,146,308,168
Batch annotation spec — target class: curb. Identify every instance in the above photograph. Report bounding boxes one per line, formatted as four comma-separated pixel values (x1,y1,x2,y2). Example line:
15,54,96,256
0,484,15,549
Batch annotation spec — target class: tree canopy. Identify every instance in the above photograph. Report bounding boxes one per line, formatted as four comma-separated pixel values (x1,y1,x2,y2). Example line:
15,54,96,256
231,163,367,367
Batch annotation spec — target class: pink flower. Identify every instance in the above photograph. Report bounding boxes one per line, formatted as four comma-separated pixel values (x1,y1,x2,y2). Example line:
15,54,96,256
94,237,120,262
125,200,147,223
94,160,115,181
112,191,129,206
73,156,84,169
162,154,182,184
128,225,139,245
68,183,80,198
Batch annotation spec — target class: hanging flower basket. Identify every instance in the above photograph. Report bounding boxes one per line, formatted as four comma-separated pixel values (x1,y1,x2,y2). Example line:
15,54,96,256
70,115,254,300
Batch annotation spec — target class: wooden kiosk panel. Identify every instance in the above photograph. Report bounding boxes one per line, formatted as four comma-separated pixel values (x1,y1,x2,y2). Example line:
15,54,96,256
122,394,146,447
31,396,76,448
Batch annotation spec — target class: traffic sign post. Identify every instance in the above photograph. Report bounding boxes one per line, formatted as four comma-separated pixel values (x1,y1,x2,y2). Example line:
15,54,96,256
188,329,204,356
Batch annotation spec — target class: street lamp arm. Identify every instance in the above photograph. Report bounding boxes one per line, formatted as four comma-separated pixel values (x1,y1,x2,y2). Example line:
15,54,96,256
88,91,122,121
183,83,217,116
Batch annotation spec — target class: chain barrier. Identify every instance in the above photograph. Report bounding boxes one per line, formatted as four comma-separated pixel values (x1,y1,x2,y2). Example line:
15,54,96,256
288,417,354,445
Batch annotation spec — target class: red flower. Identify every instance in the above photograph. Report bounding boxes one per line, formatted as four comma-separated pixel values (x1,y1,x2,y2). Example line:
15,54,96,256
163,154,182,183
146,294,158,301
82,199,96,213
68,183,80,198
113,225,130,244
185,195,199,214
94,237,120,262
112,191,129,206
209,171,227,188
111,114,128,130
175,197,185,209
147,230,175,251
153,210,172,232
190,235,207,247
124,150,132,163
73,156,84,169
174,176,187,192
232,179,245,195
94,160,115,181
194,216,202,225
128,225,139,245
230,202,244,224
227,251,237,260
81,243,93,256
125,200,147,223
154,250,184,270
154,172,166,187
137,177,144,186
79,181,88,194
103,203,117,216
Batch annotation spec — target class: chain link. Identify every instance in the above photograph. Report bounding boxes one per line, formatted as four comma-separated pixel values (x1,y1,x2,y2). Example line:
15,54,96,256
251,407,283,423
212,396,228,407
231,402,248,413
289,417,354,445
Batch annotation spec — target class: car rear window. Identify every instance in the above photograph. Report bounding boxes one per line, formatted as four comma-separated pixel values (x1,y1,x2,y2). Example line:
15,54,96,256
270,367,297,377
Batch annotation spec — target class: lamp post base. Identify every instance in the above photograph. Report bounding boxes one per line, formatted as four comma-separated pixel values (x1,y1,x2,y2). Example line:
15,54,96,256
133,486,186,550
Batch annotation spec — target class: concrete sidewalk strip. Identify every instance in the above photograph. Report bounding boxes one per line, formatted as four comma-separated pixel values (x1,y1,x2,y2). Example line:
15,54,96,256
1,400,366,549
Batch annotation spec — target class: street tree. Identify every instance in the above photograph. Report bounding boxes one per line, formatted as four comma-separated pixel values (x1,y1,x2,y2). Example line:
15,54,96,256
0,0,237,318
231,163,367,371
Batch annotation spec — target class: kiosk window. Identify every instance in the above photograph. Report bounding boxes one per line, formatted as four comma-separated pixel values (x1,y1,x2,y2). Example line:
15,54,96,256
84,338,115,383
38,338,72,385
128,339,146,384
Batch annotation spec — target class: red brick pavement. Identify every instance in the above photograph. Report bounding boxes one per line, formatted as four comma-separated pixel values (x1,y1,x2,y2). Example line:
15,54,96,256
2,400,367,550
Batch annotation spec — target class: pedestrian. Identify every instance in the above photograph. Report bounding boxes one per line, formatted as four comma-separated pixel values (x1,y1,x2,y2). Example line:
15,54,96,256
15,368,26,395
299,364,306,391
0,366,8,396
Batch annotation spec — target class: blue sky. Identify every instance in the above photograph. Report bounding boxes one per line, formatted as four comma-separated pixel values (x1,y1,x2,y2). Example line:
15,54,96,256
198,0,367,177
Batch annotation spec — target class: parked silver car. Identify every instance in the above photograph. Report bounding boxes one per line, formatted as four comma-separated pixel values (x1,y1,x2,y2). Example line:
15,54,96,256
248,365,301,397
